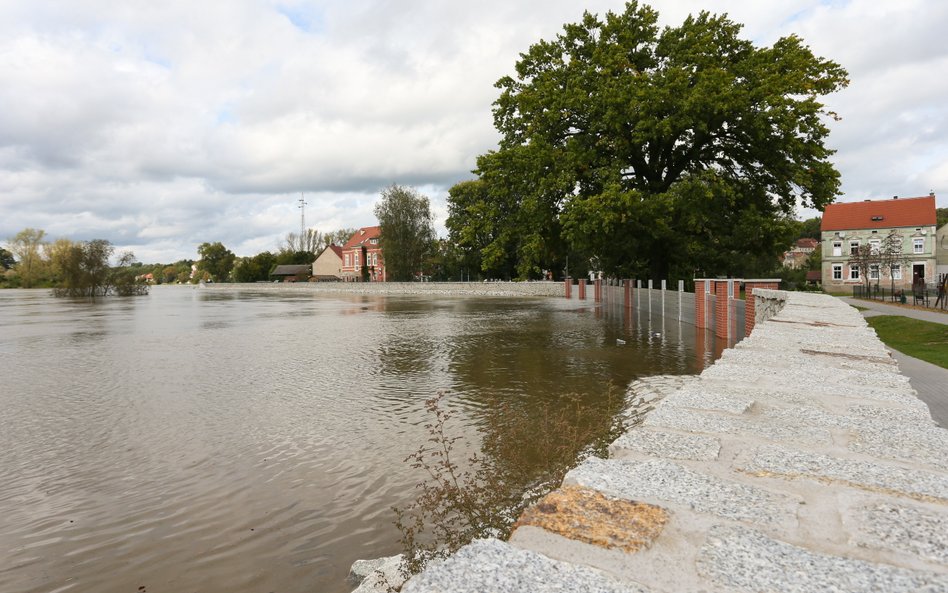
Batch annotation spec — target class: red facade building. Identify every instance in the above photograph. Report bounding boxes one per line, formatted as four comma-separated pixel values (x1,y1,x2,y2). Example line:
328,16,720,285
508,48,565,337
341,226,385,281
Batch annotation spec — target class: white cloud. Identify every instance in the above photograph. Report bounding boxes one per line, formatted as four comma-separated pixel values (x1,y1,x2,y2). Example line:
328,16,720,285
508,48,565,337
1,0,946,261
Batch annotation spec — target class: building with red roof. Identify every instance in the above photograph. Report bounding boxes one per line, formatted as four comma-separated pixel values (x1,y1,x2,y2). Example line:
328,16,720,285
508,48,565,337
782,237,820,269
820,195,937,290
340,226,385,281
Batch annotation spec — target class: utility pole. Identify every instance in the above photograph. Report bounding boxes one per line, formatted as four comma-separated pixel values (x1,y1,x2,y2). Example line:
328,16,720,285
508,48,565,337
298,193,307,250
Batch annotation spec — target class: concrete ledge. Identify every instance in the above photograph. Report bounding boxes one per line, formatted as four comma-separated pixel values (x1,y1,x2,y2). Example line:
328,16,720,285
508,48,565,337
202,281,565,297
401,291,948,593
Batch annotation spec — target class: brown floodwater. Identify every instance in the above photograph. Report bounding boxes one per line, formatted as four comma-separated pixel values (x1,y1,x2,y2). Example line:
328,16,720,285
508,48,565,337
0,286,722,593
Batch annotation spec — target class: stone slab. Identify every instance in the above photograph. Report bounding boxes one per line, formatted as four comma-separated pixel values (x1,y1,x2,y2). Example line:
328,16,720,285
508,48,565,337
740,445,948,503
660,387,754,414
644,405,831,445
401,538,650,593
854,503,948,565
849,421,948,473
566,457,797,527
513,485,668,553
609,429,721,461
697,524,948,593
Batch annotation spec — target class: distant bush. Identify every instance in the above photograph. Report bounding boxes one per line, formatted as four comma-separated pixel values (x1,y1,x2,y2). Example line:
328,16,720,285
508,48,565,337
50,239,148,298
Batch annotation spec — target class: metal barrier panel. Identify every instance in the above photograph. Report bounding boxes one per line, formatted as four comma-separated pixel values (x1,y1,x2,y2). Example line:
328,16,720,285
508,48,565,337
595,281,747,338
734,299,746,341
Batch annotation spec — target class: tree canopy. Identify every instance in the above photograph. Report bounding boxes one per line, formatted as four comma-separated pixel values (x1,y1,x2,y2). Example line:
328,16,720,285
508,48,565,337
48,238,147,297
375,185,436,281
7,228,47,287
0,247,14,270
448,2,848,280
197,242,236,282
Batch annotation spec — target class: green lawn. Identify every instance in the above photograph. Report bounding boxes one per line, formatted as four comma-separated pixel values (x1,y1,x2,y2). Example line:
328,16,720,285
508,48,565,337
866,316,948,369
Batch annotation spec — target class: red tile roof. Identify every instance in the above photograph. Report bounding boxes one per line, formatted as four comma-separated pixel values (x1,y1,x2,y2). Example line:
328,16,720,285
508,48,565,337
342,226,381,249
328,244,343,258
795,238,819,249
821,196,936,231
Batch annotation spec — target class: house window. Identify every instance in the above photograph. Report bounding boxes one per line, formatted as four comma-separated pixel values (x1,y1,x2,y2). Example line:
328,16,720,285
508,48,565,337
371,238,378,245
913,238,924,254
372,253,378,266
345,253,350,266
891,265,902,280
832,241,842,257
868,239,880,254
849,265,860,280
832,264,842,280
869,264,879,280
849,240,860,255
355,252,360,266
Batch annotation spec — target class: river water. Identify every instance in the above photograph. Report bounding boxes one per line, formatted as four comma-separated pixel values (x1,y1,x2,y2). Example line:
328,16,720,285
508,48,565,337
0,286,720,593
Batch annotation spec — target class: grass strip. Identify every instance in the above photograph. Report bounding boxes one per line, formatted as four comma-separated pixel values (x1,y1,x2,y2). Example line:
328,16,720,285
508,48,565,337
865,316,948,369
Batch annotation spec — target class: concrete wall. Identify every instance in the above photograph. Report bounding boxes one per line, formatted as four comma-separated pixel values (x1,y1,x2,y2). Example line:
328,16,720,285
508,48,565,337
207,281,566,298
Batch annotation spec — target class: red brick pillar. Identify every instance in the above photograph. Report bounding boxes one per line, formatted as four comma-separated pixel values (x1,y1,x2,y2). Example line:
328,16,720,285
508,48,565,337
714,280,730,339
564,278,572,299
624,279,632,309
695,280,707,328
594,278,602,303
578,279,586,300
744,280,780,336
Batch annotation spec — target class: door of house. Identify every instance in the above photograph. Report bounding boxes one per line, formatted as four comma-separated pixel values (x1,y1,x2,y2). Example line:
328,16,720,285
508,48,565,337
913,263,926,284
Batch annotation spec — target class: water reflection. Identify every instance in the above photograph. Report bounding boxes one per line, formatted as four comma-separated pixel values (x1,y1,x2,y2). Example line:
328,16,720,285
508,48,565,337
0,287,720,593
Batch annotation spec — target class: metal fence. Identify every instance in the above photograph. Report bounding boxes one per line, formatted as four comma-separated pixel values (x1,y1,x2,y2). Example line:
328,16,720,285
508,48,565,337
852,281,948,311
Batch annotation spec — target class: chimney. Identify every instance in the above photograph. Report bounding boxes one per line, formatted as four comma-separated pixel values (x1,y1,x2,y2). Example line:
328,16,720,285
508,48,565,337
893,195,898,199
931,190,935,197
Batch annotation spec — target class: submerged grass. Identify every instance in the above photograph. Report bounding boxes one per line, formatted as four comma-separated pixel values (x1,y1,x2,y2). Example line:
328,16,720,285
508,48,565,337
866,315,948,369
388,386,654,588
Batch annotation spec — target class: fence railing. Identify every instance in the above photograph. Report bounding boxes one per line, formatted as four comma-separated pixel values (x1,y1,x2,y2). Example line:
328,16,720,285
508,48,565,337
852,282,948,310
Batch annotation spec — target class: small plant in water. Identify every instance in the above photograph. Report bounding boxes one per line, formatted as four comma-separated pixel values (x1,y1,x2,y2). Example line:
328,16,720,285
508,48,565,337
387,386,652,589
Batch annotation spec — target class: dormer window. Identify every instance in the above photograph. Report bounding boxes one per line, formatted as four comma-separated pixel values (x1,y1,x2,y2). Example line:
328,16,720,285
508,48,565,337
870,215,884,221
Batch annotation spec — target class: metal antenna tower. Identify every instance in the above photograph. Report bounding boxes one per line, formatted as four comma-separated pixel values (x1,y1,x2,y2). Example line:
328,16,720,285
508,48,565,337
297,193,308,244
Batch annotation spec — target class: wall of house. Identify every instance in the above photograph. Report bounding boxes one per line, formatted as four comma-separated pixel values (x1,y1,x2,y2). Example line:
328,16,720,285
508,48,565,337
937,225,948,277
821,225,937,290
341,246,385,281
312,251,342,278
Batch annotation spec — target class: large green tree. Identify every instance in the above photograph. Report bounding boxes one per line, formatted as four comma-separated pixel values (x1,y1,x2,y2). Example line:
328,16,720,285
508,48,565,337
375,185,436,281
197,242,236,282
7,228,48,287
449,2,848,280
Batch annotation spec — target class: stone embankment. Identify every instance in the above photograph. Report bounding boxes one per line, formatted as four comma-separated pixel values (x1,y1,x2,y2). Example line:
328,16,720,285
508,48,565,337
204,281,565,298
394,291,948,593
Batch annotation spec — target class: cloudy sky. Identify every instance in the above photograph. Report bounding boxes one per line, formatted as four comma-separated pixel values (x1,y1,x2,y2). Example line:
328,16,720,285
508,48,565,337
1,0,946,263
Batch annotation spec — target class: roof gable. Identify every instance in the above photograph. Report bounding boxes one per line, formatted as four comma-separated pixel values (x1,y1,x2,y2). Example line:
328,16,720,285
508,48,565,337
342,226,381,249
315,244,343,262
821,196,936,231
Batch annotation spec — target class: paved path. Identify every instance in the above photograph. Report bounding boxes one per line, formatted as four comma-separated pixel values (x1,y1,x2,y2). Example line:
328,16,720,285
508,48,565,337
391,292,948,593
839,296,948,324
839,297,948,428
889,350,948,428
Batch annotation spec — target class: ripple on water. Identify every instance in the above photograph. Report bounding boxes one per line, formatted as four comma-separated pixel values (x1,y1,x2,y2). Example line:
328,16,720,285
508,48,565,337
0,288,713,593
